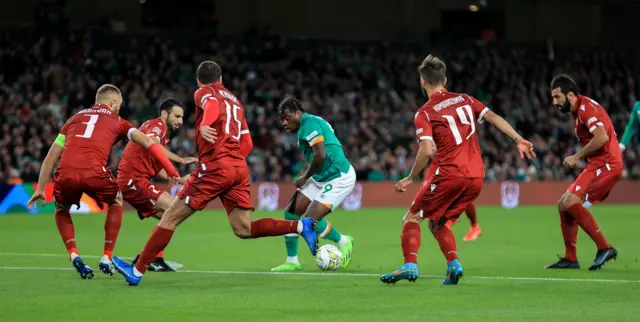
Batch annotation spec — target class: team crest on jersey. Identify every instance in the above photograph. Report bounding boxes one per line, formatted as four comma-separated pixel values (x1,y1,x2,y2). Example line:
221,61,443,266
152,127,162,135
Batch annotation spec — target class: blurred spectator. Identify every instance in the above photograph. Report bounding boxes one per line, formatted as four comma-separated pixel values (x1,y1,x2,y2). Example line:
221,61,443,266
0,29,638,183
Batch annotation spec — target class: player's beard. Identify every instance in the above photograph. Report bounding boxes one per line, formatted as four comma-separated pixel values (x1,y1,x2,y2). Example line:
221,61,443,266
556,101,571,113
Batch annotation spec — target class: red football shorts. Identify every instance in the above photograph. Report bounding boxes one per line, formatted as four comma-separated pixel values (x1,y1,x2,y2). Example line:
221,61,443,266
568,162,622,204
117,175,164,219
409,176,483,224
53,168,118,208
178,164,253,214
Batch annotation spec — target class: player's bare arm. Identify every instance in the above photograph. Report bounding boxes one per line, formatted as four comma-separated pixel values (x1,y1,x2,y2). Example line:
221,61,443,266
156,169,189,184
295,142,326,188
129,129,180,185
27,141,64,210
564,126,609,168
482,110,536,159
396,139,435,192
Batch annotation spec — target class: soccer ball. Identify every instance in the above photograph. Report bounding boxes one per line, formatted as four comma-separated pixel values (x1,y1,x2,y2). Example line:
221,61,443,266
315,244,343,271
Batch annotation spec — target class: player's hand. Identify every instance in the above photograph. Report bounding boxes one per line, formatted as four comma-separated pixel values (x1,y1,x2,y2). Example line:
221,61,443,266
515,138,536,159
563,154,580,168
200,126,217,144
177,174,189,184
294,176,308,189
395,177,413,192
167,176,179,188
180,156,198,165
27,190,47,210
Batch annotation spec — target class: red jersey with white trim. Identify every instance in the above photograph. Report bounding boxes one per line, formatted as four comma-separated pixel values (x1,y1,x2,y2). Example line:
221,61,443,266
414,90,486,179
58,104,134,172
118,117,169,178
193,83,249,168
571,95,623,166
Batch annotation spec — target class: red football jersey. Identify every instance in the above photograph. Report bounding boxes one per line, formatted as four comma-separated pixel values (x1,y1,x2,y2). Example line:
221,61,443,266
58,104,135,172
118,117,169,178
193,83,249,168
414,90,487,179
572,95,623,166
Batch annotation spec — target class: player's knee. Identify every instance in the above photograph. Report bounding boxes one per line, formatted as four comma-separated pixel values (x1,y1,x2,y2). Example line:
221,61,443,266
559,193,580,210
427,220,440,234
402,211,421,225
231,219,252,239
229,208,252,238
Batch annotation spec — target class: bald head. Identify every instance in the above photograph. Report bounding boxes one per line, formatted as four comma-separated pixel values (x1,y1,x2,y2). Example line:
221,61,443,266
95,84,123,114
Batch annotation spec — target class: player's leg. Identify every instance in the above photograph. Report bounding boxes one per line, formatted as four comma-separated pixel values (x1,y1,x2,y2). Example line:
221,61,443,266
53,175,95,280
271,191,311,271
431,178,481,285
112,198,196,286
146,191,177,272
97,192,124,276
301,169,357,267
545,193,580,269
380,191,425,284
224,166,318,255
462,203,482,241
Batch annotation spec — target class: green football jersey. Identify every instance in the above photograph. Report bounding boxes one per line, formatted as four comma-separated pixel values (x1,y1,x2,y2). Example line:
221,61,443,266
620,101,640,147
296,113,351,182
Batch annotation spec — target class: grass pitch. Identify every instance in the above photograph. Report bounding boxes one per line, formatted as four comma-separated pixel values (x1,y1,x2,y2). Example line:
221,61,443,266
1,205,639,321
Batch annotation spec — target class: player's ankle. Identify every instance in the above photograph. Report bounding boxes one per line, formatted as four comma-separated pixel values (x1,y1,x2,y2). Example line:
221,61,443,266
133,265,144,277
338,235,349,247
286,256,299,264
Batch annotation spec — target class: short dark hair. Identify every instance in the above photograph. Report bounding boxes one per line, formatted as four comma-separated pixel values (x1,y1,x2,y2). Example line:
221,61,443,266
196,61,222,85
550,74,580,96
158,97,183,113
418,55,446,86
278,96,305,114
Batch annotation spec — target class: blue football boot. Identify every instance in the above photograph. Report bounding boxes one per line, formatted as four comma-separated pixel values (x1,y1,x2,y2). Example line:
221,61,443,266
71,256,94,280
380,262,419,284
441,259,464,285
112,256,142,286
299,217,318,256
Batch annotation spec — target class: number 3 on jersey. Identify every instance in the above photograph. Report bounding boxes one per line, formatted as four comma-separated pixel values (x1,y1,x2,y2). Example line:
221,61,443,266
443,105,476,145
76,115,100,139
224,101,242,140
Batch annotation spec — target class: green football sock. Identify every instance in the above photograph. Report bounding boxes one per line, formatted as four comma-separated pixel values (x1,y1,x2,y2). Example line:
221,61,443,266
316,218,342,243
284,211,299,257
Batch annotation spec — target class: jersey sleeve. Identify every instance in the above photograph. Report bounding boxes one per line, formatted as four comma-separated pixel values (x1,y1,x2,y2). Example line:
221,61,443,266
118,118,136,140
298,120,324,146
414,111,433,141
194,87,217,109
55,121,70,147
578,104,605,134
145,122,167,140
468,96,490,123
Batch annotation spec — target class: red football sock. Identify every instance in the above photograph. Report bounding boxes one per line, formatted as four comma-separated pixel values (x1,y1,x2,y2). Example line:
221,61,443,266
103,204,123,259
401,221,421,264
157,250,165,258
465,203,478,226
559,210,578,262
55,209,78,259
135,226,174,274
567,204,610,250
250,218,298,237
434,225,459,263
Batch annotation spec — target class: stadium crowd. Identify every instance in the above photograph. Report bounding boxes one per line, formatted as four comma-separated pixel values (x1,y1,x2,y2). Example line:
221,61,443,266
0,29,638,184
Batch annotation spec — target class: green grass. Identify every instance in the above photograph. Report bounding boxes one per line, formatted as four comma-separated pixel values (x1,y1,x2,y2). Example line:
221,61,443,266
1,206,639,321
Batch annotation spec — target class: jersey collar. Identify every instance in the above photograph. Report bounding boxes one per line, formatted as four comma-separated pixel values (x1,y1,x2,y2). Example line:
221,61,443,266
428,89,448,100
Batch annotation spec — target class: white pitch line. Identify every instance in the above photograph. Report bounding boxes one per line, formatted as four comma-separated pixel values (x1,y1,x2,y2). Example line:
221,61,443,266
0,252,184,270
0,265,638,284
